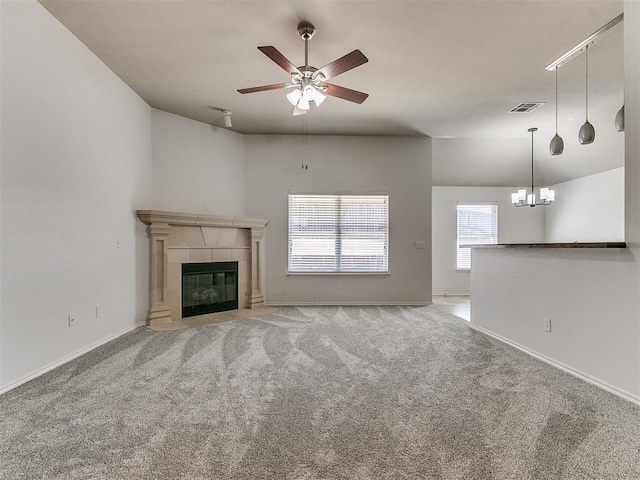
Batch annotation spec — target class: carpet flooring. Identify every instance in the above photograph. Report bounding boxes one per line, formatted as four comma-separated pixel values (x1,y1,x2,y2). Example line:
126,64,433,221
1,305,639,479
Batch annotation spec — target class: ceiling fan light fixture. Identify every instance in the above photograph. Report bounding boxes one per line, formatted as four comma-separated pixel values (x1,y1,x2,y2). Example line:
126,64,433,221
297,96,310,110
310,87,326,106
302,85,315,100
292,106,307,116
287,89,302,106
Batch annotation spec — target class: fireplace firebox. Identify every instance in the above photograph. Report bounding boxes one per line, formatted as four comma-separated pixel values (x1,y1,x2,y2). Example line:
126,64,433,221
182,262,238,318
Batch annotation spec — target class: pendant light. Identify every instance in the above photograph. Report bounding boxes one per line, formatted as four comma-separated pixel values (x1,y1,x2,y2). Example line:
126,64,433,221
615,104,624,132
549,66,564,155
512,128,555,207
579,45,595,144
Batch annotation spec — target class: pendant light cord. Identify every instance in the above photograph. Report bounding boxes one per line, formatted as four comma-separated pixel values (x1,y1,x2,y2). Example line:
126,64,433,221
301,116,308,168
531,129,534,193
585,44,589,120
555,66,559,133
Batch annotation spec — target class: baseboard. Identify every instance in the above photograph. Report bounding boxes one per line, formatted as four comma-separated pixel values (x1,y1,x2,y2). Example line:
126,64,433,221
267,301,431,307
469,324,640,407
432,293,470,297
0,321,145,396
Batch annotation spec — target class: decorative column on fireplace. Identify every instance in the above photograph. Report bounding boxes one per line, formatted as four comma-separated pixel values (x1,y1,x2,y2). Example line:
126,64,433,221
146,223,172,324
249,227,265,308
136,210,268,326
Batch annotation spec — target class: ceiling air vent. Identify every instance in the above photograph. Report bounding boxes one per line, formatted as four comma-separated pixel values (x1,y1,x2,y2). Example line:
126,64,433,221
508,102,545,113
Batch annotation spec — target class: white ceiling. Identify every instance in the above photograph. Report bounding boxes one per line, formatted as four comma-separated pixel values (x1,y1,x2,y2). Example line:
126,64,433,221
38,0,625,185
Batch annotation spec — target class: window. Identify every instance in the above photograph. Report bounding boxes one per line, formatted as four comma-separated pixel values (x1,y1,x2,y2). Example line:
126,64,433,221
288,194,389,273
456,203,498,270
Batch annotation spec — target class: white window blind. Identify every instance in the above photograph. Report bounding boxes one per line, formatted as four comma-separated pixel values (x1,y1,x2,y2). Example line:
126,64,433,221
456,203,498,270
288,194,389,273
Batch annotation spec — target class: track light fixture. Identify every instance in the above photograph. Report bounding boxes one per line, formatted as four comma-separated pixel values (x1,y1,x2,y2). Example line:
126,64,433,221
546,14,624,147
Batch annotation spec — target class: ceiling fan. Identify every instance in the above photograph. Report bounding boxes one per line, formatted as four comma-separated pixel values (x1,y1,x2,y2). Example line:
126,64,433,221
238,21,369,116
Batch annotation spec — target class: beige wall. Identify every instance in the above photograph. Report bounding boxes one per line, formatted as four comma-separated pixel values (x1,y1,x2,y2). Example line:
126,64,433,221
244,135,432,305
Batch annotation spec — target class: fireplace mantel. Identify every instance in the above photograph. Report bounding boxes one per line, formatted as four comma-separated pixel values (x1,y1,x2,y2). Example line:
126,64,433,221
136,210,268,326
136,210,268,229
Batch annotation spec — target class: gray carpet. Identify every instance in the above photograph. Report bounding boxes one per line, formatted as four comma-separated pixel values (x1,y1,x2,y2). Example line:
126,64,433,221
1,306,639,479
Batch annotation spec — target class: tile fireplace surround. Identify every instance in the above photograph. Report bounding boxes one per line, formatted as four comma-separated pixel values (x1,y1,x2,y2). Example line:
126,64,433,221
136,210,268,326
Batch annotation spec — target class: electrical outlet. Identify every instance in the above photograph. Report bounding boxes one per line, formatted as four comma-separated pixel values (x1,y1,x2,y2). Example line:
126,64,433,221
116,238,123,249
544,318,552,332
337,281,343,289
96,305,101,318
415,241,426,249
68,314,76,327
204,202,210,211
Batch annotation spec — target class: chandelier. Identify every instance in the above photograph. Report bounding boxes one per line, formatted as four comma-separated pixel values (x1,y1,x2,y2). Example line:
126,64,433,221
512,128,556,207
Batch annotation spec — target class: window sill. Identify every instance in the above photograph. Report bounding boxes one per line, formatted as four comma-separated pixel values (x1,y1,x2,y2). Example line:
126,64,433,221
287,272,390,277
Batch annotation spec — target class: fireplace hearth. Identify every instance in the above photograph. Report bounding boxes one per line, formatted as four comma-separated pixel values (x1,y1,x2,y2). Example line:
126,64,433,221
182,262,238,318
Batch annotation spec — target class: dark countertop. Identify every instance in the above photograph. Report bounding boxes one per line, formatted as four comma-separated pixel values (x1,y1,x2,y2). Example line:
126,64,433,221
462,242,627,249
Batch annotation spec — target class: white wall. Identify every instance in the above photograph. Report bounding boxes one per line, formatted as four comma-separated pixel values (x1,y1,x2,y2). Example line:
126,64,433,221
470,1,640,402
432,186,545,295
471,247,638,398
0,1,152,391
152,109,245,216
0,0,4,384
244,135,432,305
545,167,624,242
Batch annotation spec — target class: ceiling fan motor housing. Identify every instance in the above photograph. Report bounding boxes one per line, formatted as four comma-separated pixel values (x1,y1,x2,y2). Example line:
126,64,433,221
298,22,316,41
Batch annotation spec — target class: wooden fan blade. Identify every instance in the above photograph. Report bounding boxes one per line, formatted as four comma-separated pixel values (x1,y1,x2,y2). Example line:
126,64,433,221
237,83,288,94
323,83,369,104
258,46,301,75
315,50,368,80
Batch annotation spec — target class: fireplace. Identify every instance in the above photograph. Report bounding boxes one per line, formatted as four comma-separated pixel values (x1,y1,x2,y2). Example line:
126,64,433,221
182,262,238,318
136,210,267,326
